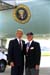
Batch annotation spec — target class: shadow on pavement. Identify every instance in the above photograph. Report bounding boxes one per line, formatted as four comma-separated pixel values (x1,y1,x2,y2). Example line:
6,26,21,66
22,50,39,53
0,66,50,75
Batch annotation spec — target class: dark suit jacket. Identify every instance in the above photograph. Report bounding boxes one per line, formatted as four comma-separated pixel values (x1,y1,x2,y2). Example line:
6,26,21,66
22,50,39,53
8,39,25,66
25,41,41,68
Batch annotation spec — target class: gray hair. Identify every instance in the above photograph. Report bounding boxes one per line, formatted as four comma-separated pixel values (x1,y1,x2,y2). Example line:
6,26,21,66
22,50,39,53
16,29,23,33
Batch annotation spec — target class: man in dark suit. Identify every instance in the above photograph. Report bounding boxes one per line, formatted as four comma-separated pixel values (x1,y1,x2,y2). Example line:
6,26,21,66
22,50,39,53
8,29,25,75
25,32,41,75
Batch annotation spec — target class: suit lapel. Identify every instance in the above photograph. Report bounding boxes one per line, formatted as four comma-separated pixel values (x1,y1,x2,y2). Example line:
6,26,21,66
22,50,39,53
29,41,34,49
15,39,19,45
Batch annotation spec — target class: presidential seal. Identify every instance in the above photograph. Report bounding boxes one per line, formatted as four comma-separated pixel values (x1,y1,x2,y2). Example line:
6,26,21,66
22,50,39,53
13,4,31,24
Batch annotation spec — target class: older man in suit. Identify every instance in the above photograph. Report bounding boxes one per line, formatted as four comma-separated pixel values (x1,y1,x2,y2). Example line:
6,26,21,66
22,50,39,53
8,29,25,75
25,32,41,75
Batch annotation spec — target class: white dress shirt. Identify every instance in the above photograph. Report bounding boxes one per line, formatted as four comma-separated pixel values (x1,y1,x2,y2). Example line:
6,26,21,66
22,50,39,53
27,40,33,46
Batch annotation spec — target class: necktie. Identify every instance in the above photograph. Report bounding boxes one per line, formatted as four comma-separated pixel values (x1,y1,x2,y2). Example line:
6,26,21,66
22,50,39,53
27,42,30,47
19,40,21,45
19,40,23,50
19,40,21,47
26,42,30,53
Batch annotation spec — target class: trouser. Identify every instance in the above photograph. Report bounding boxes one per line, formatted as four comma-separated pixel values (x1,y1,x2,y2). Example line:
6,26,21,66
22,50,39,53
25,68,39,75
11,65,24,75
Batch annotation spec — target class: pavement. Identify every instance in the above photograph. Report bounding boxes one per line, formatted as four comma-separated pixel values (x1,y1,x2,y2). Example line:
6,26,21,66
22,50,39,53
0,66,50,75
0,56,50,75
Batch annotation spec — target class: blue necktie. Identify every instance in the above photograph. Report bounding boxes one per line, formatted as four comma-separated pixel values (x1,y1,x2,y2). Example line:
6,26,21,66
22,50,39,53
27,42,30,47
26,42,30,53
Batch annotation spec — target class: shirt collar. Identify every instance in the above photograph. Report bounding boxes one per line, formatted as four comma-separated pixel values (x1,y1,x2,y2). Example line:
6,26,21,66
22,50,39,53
28,40,33,45
16,37,22,43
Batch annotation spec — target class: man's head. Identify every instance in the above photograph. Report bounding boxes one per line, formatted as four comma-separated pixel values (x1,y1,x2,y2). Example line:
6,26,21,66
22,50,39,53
16,29,23,39
26,32,33,41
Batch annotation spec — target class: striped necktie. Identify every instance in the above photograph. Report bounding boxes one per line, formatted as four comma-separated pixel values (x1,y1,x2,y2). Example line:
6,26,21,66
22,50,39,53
19,40,23,50
26,42,30,52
